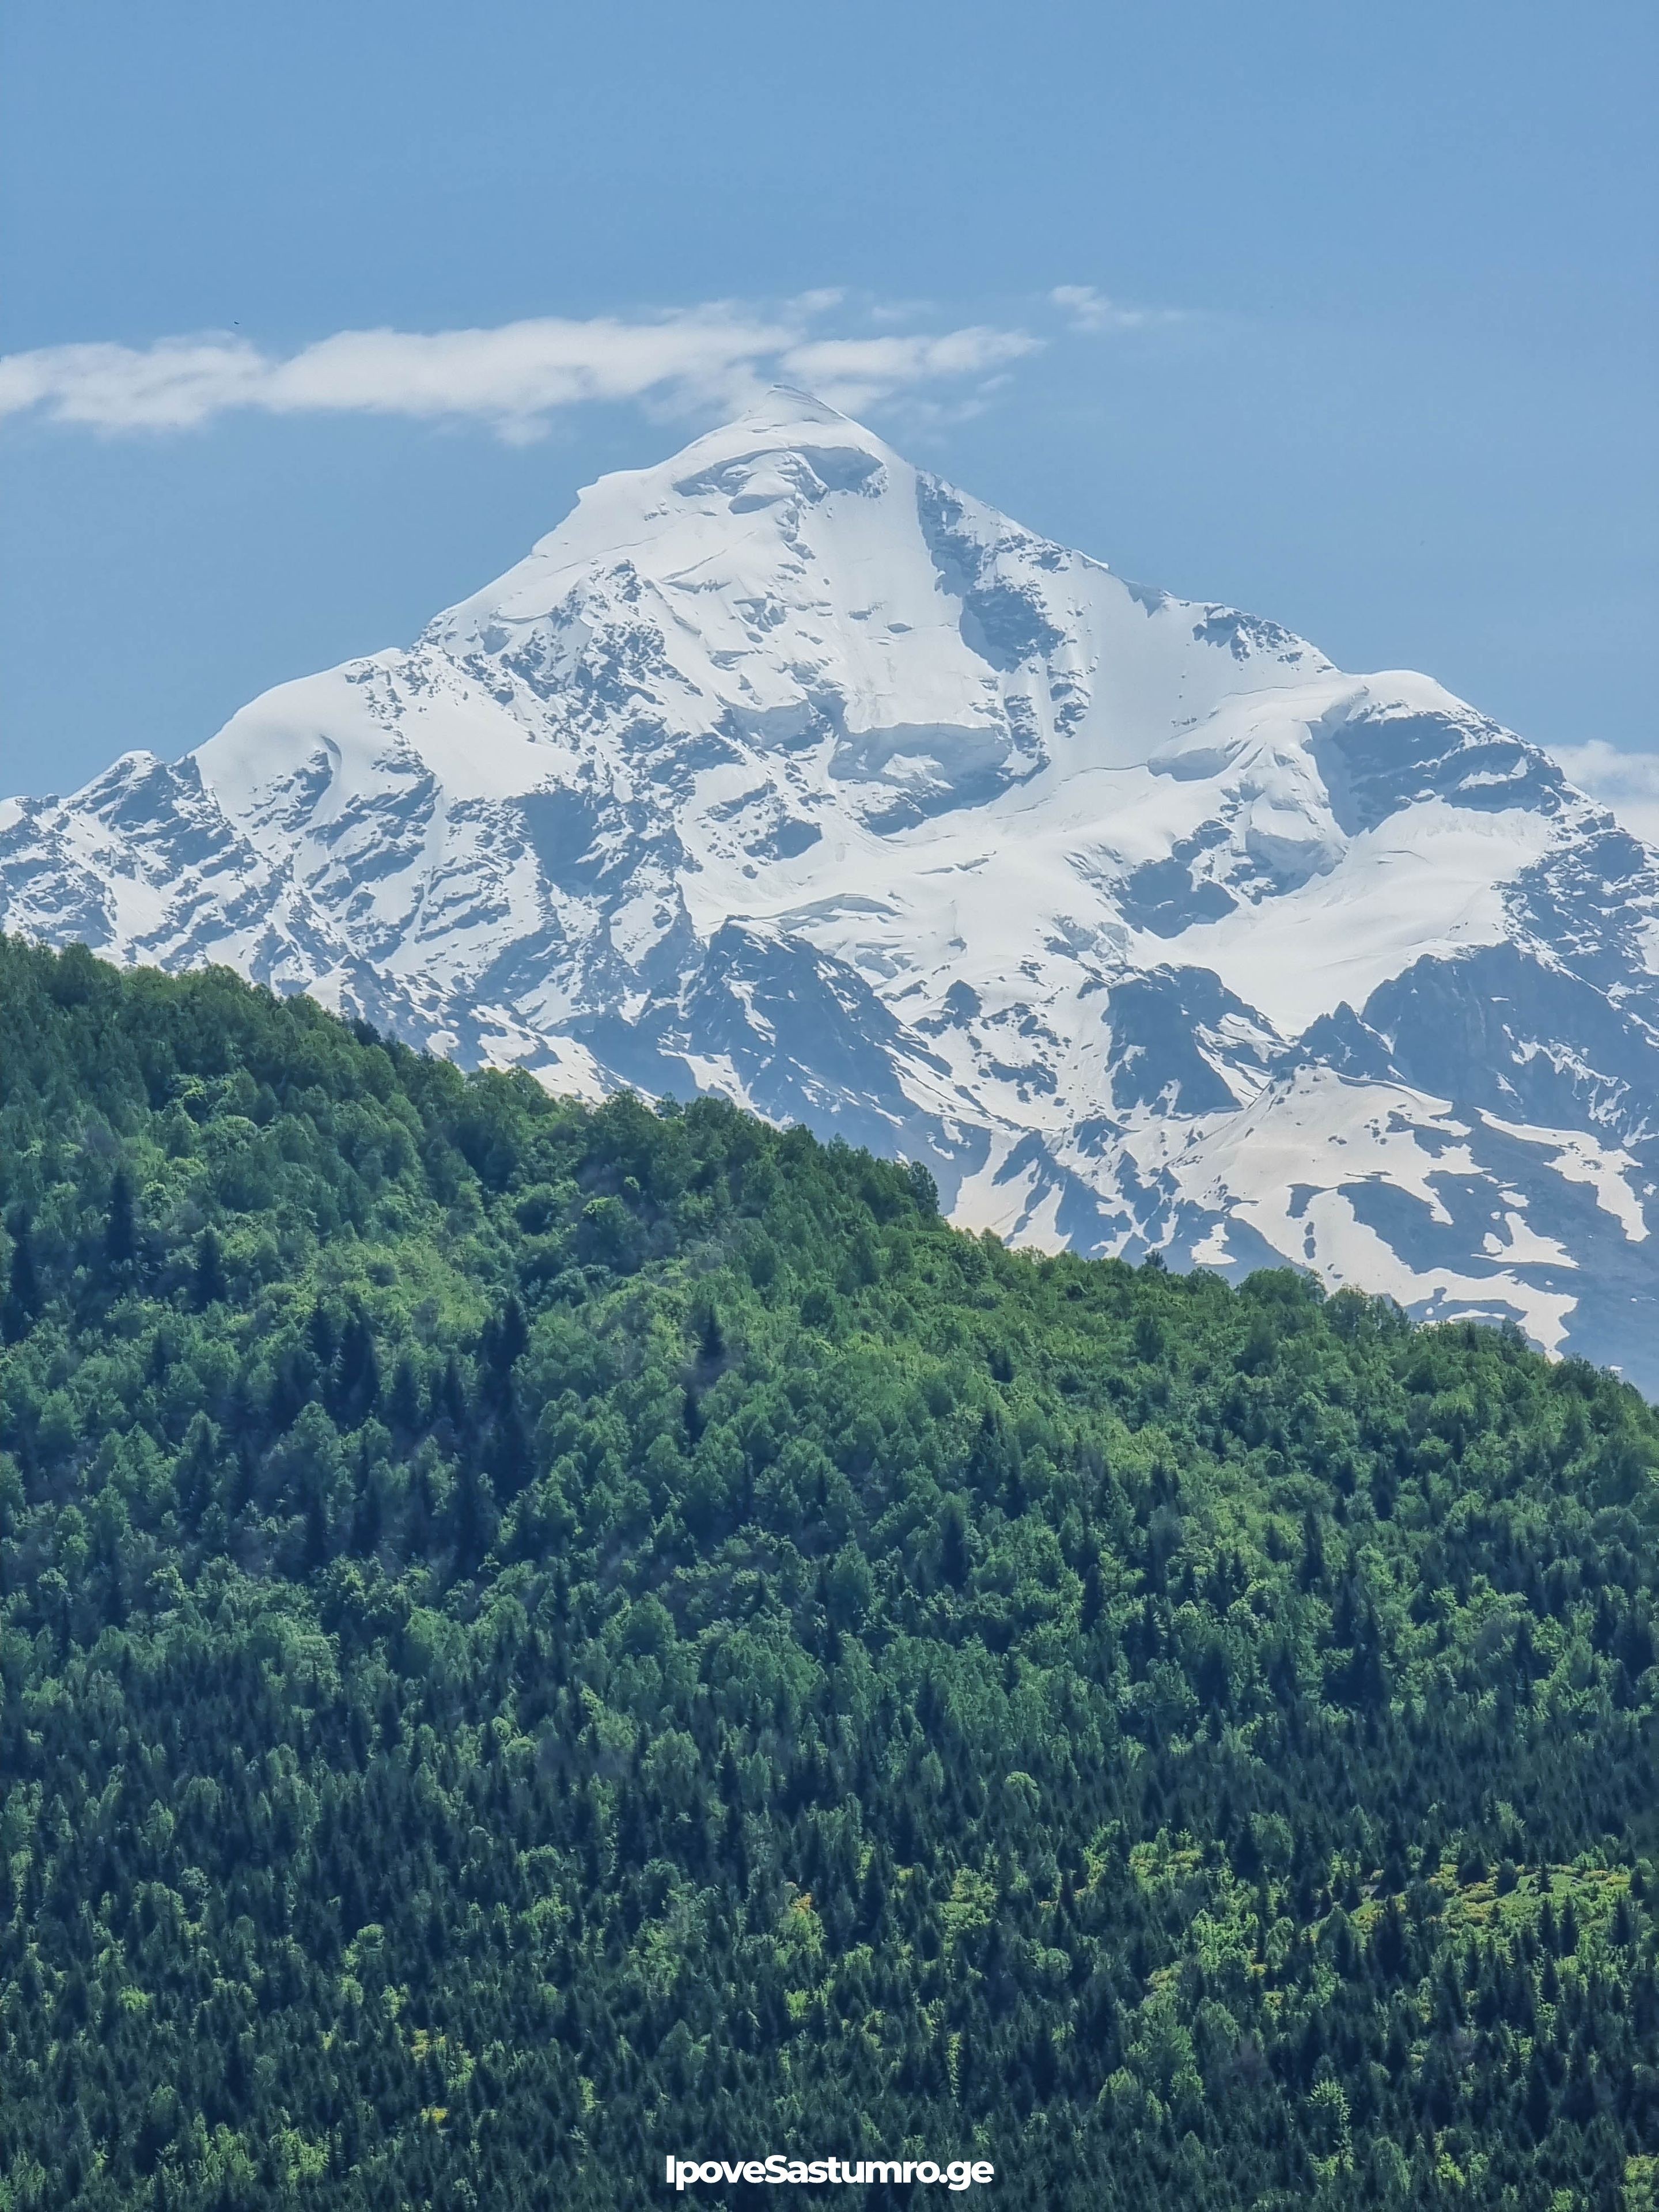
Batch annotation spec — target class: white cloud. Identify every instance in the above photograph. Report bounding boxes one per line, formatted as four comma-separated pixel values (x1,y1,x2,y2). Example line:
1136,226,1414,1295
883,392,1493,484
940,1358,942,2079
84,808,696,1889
0,301,1042,441
778,327,1040,414
1551,740,1659,846
0,289,1199,441
1050,283,1182,334
0,336,273,429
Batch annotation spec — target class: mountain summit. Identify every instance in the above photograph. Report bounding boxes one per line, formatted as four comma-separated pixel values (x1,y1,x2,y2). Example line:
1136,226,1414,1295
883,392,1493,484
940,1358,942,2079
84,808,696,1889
6,393,1659,1377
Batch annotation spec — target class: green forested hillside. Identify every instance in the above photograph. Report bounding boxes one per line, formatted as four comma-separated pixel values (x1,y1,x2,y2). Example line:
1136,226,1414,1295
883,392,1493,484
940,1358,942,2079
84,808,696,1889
1,935,1656,2211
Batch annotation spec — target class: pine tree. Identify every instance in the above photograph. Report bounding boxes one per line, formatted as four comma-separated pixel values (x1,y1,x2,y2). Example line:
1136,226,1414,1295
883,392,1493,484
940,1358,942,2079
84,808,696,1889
2,1211,37,1341
104,1167,137,1271
194,1225,227,1308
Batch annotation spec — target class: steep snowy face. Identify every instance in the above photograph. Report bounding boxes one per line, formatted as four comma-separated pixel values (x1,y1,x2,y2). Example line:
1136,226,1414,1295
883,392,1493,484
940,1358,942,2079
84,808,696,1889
191,391,1340,1000
7,391,1659,1382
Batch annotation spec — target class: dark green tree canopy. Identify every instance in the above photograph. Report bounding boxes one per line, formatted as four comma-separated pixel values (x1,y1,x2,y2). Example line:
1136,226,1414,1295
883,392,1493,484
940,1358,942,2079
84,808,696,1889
0,934,1656,2210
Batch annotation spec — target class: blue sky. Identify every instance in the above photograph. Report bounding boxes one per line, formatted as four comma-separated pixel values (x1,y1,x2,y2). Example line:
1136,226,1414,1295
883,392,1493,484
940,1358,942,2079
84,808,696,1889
2,0,1654,805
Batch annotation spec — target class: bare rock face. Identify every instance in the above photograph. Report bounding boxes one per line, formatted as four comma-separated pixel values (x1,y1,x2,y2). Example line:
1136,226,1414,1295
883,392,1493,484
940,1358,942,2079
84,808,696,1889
8,389,1659,1381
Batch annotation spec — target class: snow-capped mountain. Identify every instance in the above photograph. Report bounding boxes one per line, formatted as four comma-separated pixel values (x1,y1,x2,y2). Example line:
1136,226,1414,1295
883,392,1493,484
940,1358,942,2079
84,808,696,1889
7,389,1659,1381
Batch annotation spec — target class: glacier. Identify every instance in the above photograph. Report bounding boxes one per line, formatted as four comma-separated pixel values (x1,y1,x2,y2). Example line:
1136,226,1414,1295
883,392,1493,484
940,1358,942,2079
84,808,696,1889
6,388,1659,1381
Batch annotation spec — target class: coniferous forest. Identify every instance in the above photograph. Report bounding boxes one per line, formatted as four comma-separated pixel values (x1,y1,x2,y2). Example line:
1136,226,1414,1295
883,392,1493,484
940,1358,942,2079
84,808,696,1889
1,932,1657,2211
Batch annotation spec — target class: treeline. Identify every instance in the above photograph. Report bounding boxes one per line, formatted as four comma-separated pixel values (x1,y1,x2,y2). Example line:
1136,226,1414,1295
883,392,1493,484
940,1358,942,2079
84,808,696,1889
0,933,1656,2210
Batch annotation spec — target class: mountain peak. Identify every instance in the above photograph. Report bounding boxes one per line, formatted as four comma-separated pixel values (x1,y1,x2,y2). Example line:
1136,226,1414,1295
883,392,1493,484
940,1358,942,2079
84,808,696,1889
439,388,904,635
721,384,866,438
626,382,896,493
5,408,1658,1381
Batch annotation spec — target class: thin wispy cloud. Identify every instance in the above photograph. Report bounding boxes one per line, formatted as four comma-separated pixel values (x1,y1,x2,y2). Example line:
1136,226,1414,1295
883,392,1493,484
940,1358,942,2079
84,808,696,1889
1050,283,1187,334
1551,741,1659,847
775,328,1039,414
0,289,1183,442
0,301,1047,442
0,311,798,440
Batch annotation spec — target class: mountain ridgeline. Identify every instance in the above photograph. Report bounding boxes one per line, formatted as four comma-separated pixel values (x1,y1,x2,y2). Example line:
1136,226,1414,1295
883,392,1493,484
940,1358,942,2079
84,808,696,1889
1,935,1657,2210
5,392,1659,1382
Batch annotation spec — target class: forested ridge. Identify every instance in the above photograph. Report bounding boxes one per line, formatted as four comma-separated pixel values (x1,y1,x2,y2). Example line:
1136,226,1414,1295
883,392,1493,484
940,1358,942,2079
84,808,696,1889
0,933,1656,2211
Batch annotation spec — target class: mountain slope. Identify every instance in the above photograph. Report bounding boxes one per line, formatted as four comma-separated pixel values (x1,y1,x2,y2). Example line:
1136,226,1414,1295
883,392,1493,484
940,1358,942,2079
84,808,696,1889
2,937,1656,2210
6,389,1658,1379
